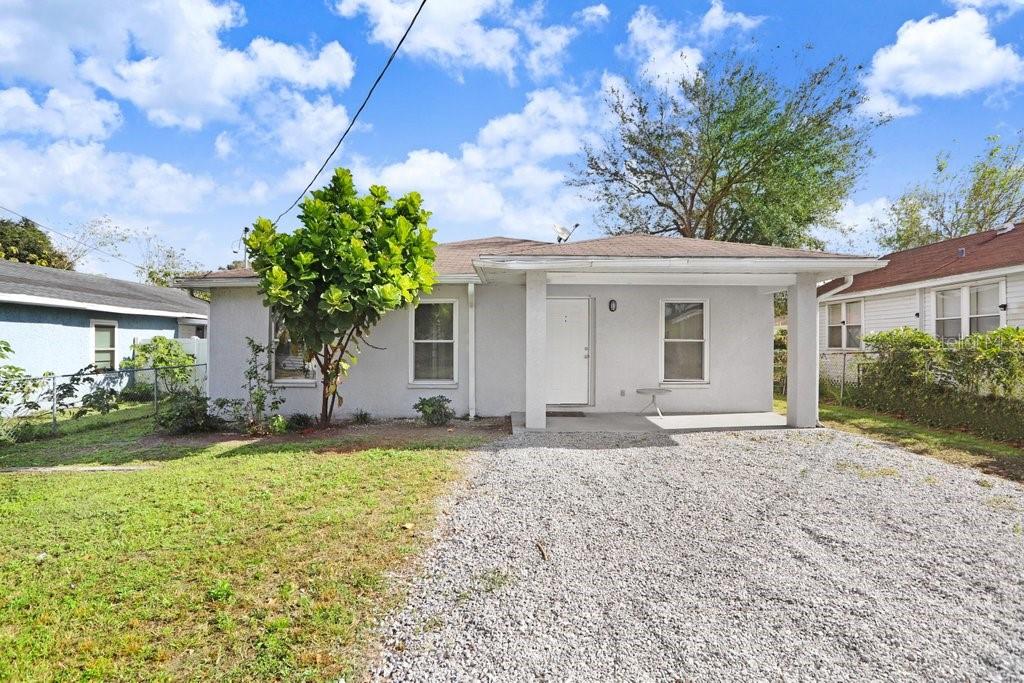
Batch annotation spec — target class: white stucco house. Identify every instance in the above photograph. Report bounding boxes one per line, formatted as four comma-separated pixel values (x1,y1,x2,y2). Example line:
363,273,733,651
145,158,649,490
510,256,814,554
817,224,1024,350
180,234,883,430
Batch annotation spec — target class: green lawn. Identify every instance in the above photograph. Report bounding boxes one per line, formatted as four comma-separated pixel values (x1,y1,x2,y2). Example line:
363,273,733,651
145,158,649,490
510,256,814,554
0,417,497,680
775,398,1024,483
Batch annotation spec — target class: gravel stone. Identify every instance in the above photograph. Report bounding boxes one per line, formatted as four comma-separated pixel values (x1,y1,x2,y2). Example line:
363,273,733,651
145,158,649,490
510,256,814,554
372,428,1024,681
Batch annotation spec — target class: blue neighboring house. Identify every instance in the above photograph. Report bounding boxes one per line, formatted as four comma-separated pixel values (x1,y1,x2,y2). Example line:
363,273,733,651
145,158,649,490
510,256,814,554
0,260,208,378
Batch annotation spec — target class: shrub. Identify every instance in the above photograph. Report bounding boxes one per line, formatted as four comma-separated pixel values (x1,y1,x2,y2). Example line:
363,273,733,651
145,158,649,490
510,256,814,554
211,338,285,434
267,415,288,435
120,336,196,391
945,327,1024,397
285,413,315,431
352,409,372,425
849,326,1024,443
156,387,222,435
119,382,154,403
413,395,455,426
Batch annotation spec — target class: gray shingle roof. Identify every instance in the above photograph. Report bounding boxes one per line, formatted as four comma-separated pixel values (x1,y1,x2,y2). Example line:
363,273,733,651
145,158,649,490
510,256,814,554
0,260,209,317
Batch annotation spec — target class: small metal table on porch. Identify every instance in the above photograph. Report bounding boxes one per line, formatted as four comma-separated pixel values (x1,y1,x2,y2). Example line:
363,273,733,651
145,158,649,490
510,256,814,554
636,387,671,418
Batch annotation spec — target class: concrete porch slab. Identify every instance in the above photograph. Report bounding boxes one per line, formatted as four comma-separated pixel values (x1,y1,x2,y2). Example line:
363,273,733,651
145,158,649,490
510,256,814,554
510,411,788,434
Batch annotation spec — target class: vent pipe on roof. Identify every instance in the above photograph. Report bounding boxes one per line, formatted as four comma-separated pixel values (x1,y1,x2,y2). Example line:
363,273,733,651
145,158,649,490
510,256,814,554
957,247,967,257
996,222,1017,235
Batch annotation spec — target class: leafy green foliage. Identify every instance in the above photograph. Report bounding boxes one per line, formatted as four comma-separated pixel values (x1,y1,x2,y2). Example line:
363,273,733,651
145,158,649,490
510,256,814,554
211,338,285,435
245,167,437,424
120,336,196,390
413,395,456,426
873,133,1024,251
945,327,1024,397
849,327,1024,443
352,409,372,425
572,54,881,248
156,387,222,435
0,217,73,269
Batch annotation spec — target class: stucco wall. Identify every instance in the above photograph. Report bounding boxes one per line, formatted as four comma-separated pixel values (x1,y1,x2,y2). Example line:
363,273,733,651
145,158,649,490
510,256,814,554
208,282,774,419
0,303,180,377
548,284,774,414
209,285,471,418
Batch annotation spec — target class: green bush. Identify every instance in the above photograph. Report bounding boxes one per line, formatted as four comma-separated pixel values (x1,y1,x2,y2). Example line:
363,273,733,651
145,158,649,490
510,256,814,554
119,382,154,402
120,336,196,391
267,415,288,435
156,387,222,435
352,409,372,425
285,413,315,431
413,395,455,426
851,326,1024,443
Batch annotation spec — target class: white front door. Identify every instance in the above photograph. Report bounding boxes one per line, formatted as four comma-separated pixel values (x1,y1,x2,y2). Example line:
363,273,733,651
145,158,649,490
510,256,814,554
546,298,591,404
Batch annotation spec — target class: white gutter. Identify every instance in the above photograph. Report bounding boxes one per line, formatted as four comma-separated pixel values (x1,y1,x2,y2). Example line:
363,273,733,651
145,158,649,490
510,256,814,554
818,275,853,301
0,292,208,319
814,263,1024,302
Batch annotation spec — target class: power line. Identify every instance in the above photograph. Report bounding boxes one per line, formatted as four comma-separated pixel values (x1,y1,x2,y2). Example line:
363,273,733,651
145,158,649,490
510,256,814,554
272,0,428,225
0,203,144,271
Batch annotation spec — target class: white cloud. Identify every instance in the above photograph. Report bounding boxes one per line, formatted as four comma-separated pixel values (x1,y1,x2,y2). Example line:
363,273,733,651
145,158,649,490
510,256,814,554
950,0,1024,15
814,197,890,255
519,19,579,81
0,140,215,215
699,0,765,35
214,132,234,159
336,0,598,82
862,9,1024,117
335,0,519,80
574,4,610,26
0,0,355,130
263,91,350,161
0,88,121,140
621,6,703,88
352,87,592,239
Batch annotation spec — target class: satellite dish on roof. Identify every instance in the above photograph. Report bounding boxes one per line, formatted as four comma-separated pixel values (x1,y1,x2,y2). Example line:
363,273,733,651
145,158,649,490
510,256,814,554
554,222,580,243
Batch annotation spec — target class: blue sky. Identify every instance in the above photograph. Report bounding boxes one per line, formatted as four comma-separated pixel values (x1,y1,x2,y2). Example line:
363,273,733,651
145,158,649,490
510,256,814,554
1,0,1022,279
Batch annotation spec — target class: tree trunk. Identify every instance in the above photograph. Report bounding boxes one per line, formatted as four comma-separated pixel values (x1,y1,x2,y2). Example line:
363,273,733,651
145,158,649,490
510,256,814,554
320,378,330,426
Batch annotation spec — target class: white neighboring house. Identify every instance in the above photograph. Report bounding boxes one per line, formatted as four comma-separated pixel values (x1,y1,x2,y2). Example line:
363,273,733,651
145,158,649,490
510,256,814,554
179,234,883,430
817,224,1024,351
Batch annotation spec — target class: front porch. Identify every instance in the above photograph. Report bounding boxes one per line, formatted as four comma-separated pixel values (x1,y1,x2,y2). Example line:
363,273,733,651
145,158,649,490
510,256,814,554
511,410,789,434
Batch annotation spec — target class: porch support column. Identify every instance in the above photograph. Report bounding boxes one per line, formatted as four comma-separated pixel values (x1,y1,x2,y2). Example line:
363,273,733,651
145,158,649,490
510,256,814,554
787,273,819,428
524,270,547,430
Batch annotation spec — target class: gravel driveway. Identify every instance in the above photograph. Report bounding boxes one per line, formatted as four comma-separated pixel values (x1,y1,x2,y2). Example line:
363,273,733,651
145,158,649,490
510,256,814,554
374,429,1024,681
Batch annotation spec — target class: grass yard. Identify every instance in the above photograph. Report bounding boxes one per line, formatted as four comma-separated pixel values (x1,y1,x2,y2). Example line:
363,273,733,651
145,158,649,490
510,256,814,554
775,398,1024,483
0,416,506,681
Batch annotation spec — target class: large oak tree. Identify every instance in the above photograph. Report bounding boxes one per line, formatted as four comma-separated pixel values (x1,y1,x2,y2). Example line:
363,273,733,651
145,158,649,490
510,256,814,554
572,54,882,249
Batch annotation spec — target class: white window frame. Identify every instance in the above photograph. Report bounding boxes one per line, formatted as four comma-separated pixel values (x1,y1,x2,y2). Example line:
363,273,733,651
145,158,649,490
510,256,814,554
826,300,865,350
932,278,1007,341
91,319,117,371
409,298,458,386
269,318,317,386
659,298,710,384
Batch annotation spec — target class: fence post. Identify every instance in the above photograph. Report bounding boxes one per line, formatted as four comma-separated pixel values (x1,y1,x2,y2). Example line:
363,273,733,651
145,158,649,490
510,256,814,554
50,375,58,435
153,367,159,418
840,352,847,406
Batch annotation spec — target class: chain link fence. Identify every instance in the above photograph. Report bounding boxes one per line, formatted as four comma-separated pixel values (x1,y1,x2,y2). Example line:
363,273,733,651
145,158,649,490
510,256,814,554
775,348,1024,404
0,363,207,442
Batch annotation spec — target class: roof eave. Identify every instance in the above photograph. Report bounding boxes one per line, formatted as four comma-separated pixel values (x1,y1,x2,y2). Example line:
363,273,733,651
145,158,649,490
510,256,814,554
474,255,886,278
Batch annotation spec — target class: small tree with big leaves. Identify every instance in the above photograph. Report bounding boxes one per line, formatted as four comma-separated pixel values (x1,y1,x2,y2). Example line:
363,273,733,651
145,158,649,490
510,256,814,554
245,168,437,425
